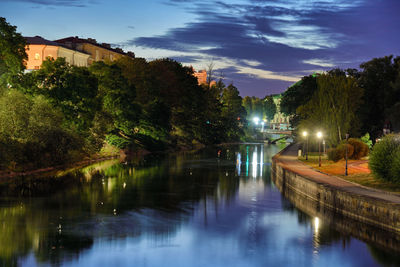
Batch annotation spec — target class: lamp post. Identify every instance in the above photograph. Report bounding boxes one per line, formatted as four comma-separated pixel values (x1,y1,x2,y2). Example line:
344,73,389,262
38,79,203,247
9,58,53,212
302,131,308,160
345,133,349,176
317,131,322,167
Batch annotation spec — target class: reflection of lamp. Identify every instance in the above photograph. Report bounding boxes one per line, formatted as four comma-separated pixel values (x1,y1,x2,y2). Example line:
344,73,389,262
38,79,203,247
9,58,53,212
317,132,322,167
302,131,308,160
314,217,320,234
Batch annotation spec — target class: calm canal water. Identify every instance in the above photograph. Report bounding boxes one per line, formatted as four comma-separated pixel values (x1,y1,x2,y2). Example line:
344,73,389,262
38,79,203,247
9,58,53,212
0,144,399,267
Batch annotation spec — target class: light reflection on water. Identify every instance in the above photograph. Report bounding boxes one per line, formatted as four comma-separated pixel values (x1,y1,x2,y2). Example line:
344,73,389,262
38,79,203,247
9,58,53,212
0,144,398,266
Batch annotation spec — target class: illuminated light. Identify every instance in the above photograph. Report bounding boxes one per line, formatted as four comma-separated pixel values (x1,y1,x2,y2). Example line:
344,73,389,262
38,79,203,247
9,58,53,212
123,182,126,188
303,131,308,137
253,117,260,125
236,152,241,176
317,131,322,139
314,217,320,233
260,145,263,176
252,147,258,178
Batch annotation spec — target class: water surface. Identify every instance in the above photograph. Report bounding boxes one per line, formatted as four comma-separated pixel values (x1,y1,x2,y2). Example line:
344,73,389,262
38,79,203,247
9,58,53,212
0,144,399,267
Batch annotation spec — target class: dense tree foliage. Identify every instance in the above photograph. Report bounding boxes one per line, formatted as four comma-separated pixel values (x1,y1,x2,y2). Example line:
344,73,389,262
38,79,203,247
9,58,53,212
0,90,83,169
297,73,363,146
358,56,400,141
263,96,276,121
0,17,27,86
0,18,247,171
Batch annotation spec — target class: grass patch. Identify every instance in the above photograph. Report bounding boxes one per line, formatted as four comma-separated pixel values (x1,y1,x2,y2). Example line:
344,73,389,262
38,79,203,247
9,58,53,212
299,153,400,194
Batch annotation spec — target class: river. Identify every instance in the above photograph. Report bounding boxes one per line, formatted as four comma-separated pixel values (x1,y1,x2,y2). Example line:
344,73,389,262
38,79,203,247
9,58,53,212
0,144,399,266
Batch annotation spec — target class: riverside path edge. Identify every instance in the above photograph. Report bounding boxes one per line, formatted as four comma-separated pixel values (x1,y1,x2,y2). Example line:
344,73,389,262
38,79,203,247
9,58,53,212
271,143,400,233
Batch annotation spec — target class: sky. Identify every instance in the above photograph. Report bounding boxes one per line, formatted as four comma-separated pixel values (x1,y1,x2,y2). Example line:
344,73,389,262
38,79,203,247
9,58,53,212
1,0,399,97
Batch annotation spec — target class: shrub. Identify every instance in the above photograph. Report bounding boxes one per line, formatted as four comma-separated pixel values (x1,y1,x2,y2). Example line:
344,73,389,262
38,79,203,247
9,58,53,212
338,143,354,159
389,149,400,183
348,138,369,159
327,148,343,162
369,135,400,182
361,133,373,149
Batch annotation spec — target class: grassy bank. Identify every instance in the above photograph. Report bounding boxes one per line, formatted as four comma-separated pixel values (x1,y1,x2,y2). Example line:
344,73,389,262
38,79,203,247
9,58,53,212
298,153,400,193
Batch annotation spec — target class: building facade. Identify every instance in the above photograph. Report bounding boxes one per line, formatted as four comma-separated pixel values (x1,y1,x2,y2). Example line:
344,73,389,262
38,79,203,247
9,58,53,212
55,37,134,65
25,36,89,70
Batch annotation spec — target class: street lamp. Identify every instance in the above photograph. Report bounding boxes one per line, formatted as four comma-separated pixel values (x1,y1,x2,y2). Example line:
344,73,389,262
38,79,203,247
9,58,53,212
345,133,349,176
317,131,322,167
302,131,308,160
253,117,260,125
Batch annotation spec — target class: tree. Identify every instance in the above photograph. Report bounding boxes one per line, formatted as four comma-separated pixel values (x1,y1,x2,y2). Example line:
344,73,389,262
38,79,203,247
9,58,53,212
298,73,363,146
0,90,83,169
149,58,206,144
263,95,277,121
358,56,400,141
220,84,246,141
242,96,253,118
89,61,139,149
280,74,318,116
0,17,27,87
25,58,99,133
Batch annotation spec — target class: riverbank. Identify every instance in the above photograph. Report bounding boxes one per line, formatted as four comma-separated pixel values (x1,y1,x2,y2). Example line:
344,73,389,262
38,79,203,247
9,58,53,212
272,143,400,233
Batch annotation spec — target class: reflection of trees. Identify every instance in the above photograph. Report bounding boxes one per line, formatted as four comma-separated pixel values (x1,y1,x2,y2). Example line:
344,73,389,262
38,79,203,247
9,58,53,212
0,147,244,265
368,245,400,266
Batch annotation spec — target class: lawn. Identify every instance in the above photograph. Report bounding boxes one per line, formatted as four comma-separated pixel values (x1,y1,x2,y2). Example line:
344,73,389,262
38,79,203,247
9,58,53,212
298,153,400,193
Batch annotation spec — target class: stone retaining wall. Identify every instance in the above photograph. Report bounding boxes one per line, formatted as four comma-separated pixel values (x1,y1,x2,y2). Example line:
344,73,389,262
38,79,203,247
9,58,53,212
272,146,400,235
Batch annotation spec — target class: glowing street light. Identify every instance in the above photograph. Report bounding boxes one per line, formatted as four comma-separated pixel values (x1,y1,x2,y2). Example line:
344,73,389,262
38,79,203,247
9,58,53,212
302,131,308,160
253,117,260,125
317,131,322,167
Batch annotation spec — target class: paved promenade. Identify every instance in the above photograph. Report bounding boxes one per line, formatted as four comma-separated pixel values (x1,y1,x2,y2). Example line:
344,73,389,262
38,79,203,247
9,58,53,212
275,143,400,204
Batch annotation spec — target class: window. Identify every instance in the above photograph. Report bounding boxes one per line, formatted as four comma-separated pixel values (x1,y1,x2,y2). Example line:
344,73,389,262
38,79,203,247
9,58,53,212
34,53,40,60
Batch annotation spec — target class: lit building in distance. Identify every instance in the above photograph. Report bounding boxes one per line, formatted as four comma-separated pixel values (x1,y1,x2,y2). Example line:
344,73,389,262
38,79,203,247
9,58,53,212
55,36,134,65
24,36,90,70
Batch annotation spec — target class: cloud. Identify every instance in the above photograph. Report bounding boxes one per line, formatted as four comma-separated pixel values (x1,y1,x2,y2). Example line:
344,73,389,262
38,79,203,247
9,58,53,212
2,0,94,7
130,0,400,96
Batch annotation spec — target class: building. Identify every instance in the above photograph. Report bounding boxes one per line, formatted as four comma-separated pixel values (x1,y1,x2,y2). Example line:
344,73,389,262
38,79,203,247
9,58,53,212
193,69,207,84
24,36,90,70
192,68,217,86
269,94,291,130
55,36,134,65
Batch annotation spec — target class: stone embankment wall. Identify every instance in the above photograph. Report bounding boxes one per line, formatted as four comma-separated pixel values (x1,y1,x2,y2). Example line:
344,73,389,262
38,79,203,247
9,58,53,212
272,146,400,235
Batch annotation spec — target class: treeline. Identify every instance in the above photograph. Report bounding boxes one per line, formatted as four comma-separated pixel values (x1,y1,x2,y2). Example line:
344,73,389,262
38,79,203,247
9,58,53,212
280,56,400,146
0,17,247,171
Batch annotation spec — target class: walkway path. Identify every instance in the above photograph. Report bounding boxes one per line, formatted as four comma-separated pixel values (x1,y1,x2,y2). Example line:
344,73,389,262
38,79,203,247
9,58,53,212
275,143,400,204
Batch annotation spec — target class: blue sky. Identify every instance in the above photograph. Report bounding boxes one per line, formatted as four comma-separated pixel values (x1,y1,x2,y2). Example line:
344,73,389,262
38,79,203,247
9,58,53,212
1,0,399,97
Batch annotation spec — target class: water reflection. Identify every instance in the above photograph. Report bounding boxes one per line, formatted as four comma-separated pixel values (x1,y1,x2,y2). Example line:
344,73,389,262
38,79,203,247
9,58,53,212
0,144,399,266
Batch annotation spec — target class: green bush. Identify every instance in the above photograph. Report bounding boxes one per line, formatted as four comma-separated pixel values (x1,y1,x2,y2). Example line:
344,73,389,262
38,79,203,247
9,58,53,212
361,133,373,149
327,148,343,162
369,135,400,182
348,138,369,159
327,143,355,162
338,143,354,159
390,149,400,183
